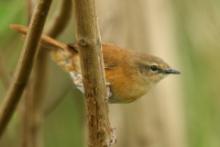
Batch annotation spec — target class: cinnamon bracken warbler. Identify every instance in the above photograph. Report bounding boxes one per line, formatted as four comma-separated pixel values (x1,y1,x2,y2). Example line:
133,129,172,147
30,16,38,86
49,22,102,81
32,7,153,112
10,24,180,103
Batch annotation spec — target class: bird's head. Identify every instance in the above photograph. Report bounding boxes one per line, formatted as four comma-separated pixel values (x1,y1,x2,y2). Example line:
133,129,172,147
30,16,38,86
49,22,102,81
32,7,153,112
135,53,180,85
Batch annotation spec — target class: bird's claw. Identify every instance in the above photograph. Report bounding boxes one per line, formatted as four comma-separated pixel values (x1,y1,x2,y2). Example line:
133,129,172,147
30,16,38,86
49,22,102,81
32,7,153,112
107,127,117,146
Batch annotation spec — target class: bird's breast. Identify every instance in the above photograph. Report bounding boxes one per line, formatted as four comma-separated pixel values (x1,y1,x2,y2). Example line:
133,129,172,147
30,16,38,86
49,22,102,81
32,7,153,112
105,68,149,103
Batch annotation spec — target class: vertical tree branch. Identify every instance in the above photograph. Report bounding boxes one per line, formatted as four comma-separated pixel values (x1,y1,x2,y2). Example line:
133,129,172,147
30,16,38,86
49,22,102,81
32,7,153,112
74,0,112,146
0,0,53,138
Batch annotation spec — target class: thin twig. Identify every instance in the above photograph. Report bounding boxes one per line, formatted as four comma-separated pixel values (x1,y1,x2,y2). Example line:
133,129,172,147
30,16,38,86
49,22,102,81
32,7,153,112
74,0,112,146
21,0,72,146
21,0,35,146
21,0,34,145
0,0,53,138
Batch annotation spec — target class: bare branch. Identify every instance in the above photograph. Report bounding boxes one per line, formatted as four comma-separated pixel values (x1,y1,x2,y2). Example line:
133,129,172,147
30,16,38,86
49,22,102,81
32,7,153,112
21,0,72,146
0,0,53,138
74,0,112,146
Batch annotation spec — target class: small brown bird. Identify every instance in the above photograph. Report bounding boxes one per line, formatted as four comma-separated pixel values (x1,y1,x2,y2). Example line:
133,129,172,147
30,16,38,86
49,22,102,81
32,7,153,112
11,24,180,103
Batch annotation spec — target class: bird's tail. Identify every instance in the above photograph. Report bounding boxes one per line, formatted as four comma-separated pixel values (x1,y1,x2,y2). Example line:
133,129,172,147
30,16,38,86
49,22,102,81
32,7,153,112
10,24,79,72
10,24,78,54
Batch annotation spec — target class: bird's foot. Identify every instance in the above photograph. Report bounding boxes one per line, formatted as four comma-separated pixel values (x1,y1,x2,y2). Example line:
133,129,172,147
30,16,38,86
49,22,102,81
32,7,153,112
107,127,117,146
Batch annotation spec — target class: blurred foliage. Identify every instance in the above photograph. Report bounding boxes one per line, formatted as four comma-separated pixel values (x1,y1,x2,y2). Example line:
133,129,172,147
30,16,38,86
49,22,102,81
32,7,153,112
173,0,220,147
0,0,26,45
45,91,85,147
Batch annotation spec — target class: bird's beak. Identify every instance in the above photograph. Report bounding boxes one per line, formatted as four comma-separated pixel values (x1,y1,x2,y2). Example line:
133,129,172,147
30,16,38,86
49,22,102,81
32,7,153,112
163,68,180,74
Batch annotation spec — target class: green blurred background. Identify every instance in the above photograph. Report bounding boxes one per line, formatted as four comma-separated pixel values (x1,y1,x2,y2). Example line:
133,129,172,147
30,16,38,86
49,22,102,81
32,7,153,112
0,0,220,147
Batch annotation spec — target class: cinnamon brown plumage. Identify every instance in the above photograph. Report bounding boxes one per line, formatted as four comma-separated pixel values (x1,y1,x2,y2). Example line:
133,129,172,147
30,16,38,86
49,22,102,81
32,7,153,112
10,24,180,103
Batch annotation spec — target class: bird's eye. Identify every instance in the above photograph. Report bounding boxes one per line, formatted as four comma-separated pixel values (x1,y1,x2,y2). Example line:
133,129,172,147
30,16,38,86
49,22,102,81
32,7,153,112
149,65,159,72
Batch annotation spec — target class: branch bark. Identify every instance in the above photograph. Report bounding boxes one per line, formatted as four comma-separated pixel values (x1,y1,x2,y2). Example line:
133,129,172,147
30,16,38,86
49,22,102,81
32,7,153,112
0,0,53,138
74,0,112,146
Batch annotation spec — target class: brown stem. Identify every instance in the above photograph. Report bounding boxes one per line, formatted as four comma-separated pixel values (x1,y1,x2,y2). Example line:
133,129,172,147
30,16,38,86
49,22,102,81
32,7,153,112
21,0,35,146
0,0,53,138
74,0,112,146
21,0,72,146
